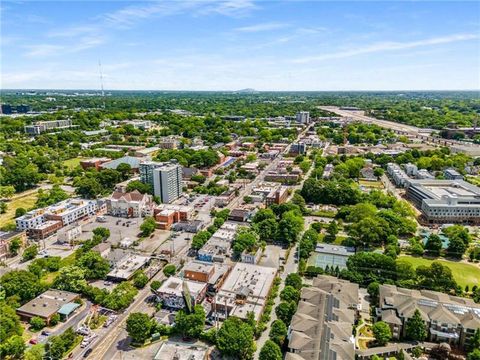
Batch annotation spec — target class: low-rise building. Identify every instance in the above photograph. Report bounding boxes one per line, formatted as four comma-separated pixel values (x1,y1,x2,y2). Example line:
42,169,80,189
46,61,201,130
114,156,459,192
387,163,410,187
377,284,480,347
153,341,208,360
308,243,355,270
25,119,75,135
80,157,111,170
57,224,82,244
100,156,143,171
28,220,63,240
228,208,252,222
0,231,27,260
265,186,289,206
286,276,358,360
155,276,207,309
213,263,277,322
16,290,80,324
107,253,150,281
107,190,153,218
444,168,463,180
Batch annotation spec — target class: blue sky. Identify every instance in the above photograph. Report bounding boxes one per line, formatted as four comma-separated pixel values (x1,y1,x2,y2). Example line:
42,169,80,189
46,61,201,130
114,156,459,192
1,0,479,90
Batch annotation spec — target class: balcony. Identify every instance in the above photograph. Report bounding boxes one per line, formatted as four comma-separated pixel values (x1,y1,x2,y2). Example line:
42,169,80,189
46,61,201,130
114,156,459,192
430,328,459,339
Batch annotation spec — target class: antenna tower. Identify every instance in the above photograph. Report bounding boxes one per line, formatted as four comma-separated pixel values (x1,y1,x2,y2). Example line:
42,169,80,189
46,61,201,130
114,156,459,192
98,60,106,109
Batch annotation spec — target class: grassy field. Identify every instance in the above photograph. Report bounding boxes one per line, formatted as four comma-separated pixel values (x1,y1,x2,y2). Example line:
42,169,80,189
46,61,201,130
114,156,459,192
0,191,38,228
398,255,480,288
358,179,384,188
63,157,83,170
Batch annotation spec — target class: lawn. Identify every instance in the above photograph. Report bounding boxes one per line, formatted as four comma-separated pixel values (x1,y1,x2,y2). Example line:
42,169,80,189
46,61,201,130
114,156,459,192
0,191,38,228
398,255,480,288
62,157,83,170
358,180,384,189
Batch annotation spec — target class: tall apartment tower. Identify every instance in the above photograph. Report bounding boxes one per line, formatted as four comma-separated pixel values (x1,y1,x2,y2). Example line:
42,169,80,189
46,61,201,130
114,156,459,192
140,161,182,203
296,111,310,124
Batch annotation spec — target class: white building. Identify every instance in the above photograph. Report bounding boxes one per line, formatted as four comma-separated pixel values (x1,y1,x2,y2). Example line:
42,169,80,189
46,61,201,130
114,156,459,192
16,199,98,231
57,224,82,244
107,190,153,218
155,276,207,309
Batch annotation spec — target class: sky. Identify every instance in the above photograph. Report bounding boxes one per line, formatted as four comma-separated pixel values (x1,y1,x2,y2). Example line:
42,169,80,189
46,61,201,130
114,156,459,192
1,0,479,91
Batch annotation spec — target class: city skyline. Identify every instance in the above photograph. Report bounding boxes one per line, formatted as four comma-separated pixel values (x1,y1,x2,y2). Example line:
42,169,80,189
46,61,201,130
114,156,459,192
1,0,479,91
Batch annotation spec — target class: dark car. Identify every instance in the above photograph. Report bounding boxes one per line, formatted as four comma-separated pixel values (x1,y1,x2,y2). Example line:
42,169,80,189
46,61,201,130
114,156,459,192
83,348,93,358
41,330,51,336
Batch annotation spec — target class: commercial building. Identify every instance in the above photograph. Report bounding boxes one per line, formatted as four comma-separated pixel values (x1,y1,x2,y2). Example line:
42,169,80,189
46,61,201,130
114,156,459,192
155,276,207,309
153,341,208,360
57,224,82,244
0,231,26,260
265,186,289,206
296,111,310,124
100,156,143,171
154,204,193,230
16,199,99,236
286,276,359,360
107,190,153,218
107,253,150,281
16,290,80,324
140,161,182,203
135,146,160,157
158,137,179,149
80,157,111,170
213,263,277,322
406,179,480,224
444,169,463,180
25,119,75,135
290,143,307,155
377,284,480,347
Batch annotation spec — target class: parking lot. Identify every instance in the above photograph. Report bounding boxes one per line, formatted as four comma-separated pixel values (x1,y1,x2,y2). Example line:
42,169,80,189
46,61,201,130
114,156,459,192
78,215,142,245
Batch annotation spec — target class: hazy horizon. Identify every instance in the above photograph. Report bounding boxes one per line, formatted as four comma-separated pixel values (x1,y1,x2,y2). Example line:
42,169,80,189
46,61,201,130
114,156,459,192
2,1,479,91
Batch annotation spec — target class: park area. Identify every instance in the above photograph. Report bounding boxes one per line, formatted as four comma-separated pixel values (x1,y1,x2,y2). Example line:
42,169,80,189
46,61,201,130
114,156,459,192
0,190,38,228
62,157,84,170
397,255,480,288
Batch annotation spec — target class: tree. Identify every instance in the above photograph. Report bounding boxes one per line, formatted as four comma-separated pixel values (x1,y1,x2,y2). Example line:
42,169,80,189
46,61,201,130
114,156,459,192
0,334,26,359
259,340,282,360
275,301,297,326
276,210,304,245
53,266,87,293
77,251,110,279
0,303,23,342
8,237,22,256
367,282,380,305
253,218,278,243
269,319,287,346
416,262,457,293
24,344,45,360
405,309,427,341
285,273,302,290
102,282,138,311
133,271,149,289
163,264,176,277
0,201,7,214
14,208,27,218
30,316,46,331
92,227,110,240
74,177,103,198
117,163,132,179
126,312,153,344
140,217,156,237
280,285,300,303
468,329,480,352
425,234,443,256
468,349,480,360
1,270,42,303
447,236,467,258
217,316,255,360
372,321,391,346
233,227,258,255
35,185,69,208
0,185,15,198
22,244,38,261
174,305,205,339
126,180,151,194
150,280,162,291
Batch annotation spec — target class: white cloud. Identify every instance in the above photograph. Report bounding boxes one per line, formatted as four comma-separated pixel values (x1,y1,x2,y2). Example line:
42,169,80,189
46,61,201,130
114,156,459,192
292,33,479,63
235,22,288,32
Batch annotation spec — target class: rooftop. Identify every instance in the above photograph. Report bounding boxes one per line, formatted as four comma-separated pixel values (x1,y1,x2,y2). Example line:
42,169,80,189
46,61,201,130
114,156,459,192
17,290,79,319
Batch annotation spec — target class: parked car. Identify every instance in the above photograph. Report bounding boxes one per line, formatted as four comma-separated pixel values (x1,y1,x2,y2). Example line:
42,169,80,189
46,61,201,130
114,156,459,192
41,330,51,336
29,338,38,345
83,349,93,358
